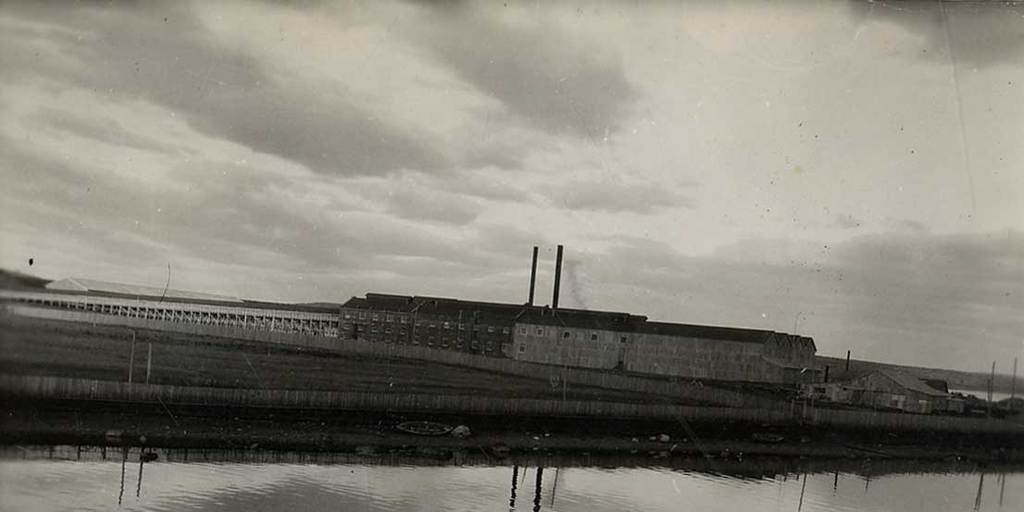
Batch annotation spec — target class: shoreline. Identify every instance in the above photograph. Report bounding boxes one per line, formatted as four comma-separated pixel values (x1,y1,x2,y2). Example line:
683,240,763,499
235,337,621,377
3,399,1023,464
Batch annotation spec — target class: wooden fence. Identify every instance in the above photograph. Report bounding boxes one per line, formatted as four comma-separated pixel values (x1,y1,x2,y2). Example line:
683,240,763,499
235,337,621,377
2,375,1021,435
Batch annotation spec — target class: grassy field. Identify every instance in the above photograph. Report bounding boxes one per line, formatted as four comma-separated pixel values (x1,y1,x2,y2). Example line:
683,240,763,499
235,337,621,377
0,314,667,404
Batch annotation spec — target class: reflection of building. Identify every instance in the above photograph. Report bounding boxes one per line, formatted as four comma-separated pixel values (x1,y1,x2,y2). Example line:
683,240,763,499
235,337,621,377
802,369,952,414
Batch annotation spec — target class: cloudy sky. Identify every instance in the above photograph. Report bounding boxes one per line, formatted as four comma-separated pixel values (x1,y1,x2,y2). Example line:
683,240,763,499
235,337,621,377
1,1,1022,372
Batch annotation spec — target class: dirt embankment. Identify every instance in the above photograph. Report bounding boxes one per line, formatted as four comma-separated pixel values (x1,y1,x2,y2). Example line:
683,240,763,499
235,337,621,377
3,399,1023,463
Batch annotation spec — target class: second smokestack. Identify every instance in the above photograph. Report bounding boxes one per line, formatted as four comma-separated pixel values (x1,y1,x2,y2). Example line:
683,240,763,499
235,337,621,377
552,244,564,309
528,246,538,305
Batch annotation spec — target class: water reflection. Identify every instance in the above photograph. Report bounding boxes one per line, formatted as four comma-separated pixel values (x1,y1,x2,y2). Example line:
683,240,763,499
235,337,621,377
509,465,518,509
0,446,1022,512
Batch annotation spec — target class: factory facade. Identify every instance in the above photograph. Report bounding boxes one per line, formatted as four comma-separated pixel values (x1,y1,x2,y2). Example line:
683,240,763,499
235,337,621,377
337,293,818,384
0,245,820,384
335,245,818,383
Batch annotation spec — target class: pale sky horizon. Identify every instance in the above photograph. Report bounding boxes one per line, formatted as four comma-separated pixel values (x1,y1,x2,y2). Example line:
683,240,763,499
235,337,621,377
1,1,1022,373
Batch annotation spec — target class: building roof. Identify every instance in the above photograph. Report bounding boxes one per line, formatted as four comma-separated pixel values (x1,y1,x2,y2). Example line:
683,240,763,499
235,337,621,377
23,286,338,313
342,293,646,326
514,307,646,331
852,369,950,397
639,321,773,343
341,292,811,346
47,277,242,303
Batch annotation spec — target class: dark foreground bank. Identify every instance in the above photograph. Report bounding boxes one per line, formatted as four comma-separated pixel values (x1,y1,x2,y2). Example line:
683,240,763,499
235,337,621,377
3,399,1023,464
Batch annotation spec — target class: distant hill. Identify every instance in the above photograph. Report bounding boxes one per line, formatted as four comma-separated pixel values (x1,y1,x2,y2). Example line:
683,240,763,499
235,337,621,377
0,269,50,290
818,355,1019,394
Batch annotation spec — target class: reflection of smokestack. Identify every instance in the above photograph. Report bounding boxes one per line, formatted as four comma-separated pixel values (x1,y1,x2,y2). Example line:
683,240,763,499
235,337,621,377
528,246,538,306
552,245,563,309
533,466,544,512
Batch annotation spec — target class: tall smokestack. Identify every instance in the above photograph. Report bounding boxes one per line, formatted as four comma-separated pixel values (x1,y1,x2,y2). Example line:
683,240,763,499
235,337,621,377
552,245,564,309
528,246,538,305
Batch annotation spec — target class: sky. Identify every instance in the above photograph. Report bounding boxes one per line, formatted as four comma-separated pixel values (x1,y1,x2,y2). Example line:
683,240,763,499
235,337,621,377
0,0,1022,372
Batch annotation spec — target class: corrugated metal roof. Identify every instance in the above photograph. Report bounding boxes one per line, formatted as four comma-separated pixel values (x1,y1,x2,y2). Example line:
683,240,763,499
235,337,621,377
640,321,772,343
343,293,645,327
25,286,338,313
46,277,242,303
514,308,645,331
851,369,950,397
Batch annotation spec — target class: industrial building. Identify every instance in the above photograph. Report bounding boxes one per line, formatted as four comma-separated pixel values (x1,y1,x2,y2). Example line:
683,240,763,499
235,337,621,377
802,369,954,414
337,293,641,359
0,284,339,337
335,245,818,383
0,245,821,384
510,308,816,382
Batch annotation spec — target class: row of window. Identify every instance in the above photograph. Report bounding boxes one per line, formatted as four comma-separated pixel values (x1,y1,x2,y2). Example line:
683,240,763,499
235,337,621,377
349,331,502,353
342,311,510,334
517,326,628,343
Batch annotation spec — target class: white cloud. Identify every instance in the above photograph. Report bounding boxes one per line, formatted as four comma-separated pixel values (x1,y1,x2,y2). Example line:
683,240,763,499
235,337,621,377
0,0,1022,372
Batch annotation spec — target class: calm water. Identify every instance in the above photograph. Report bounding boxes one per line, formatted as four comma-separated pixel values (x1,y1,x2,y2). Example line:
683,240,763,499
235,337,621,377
1,448,1021,512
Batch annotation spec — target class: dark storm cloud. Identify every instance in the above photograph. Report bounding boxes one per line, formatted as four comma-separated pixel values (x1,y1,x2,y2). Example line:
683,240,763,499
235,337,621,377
0,2,444,176
411,3,637,140
548,179,695,213
848,0,1024,67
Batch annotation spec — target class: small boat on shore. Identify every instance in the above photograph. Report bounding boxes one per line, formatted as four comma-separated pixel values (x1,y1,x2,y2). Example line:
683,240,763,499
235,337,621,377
395,421,453,437
750,433,785,444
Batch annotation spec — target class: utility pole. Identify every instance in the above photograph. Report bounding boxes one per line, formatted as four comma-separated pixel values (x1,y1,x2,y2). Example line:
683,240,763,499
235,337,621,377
1011,357,1018,412
987,360,995,418
845,350,851,372
127,331,136,396
145,342,153,384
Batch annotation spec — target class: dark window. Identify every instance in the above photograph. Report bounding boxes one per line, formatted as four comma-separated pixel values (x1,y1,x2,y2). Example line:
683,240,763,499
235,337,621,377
563,331,571,338
591,333,598,341
620,336,628,343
